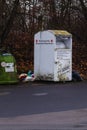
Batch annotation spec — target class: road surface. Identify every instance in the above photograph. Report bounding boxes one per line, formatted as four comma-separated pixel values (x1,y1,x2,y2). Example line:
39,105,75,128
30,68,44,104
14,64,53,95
0,80,87,129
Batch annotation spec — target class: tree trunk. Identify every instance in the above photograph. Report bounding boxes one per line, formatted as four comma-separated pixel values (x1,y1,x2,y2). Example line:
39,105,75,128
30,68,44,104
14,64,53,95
0,0,19,48
79,0,87,20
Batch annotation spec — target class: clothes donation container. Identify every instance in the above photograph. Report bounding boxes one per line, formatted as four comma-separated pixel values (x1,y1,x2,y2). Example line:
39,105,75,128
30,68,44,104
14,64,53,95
34,30,72,82
0,52,18,84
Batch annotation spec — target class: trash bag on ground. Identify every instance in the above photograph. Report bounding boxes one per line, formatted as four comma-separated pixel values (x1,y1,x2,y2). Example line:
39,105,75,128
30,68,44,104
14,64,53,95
72,70,83,81
19,70,35,82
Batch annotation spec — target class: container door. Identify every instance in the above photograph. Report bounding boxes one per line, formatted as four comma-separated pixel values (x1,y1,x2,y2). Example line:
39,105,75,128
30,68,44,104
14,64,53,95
54,49,72,81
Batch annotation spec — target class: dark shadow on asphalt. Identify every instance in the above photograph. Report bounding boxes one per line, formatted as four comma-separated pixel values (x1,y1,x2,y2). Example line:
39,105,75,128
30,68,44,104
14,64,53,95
0,80,87,118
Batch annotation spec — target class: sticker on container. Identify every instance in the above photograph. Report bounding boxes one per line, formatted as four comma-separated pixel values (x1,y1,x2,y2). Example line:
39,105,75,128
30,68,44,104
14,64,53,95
1,62,6,67
5,63,14,72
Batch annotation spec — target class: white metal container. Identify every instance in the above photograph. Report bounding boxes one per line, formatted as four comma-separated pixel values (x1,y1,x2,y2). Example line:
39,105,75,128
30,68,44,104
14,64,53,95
34,30,72,81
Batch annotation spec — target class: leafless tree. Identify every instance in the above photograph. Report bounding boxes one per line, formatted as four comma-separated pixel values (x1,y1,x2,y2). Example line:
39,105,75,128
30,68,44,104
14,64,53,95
0,0,19,47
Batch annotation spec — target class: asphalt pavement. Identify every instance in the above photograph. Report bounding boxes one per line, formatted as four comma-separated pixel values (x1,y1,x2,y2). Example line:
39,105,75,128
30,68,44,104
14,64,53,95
0,80,87,130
